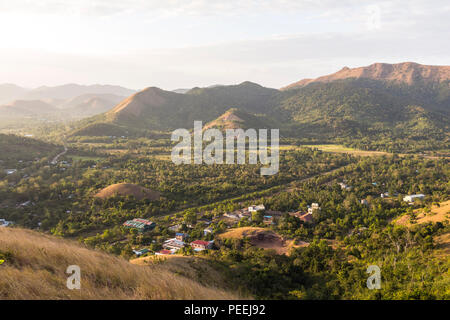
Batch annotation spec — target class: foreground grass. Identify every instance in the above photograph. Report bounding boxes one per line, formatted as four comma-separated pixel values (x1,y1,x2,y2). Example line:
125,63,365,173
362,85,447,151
0,228,240,300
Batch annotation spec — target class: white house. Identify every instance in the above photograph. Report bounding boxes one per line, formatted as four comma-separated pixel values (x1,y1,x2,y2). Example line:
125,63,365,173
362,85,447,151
0,219,13,227
308,203,321,214
162,238,185,251
248,204,265,212
403,194,425,203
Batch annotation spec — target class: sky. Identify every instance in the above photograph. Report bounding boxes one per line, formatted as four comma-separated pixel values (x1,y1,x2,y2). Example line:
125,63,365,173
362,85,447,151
0,0,449,90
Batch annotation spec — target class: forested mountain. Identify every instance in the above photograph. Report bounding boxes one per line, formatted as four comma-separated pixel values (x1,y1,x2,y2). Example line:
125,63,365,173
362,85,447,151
282,62,450,90
71,72,449,152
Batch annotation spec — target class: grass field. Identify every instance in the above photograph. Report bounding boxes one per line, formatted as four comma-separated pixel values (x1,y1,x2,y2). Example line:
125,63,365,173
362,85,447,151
394,200,450,227
67,155,104,162
280,144,391,157
0,228,239,299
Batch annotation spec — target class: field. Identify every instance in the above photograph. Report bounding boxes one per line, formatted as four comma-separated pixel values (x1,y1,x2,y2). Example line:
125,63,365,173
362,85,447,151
218,227,308,255
394,200,450,227
280,144,391,157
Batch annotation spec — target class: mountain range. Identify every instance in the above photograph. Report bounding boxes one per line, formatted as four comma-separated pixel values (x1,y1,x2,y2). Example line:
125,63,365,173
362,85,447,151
1,62,449,151
0,84,135,119
282,62,450,90
68,62,449,152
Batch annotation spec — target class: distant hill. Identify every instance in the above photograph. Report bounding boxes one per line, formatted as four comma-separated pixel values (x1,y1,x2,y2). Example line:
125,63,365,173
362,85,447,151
76,81,279,133
0,100,59,118
95,183,161,201
203,108,277,131
0,84,28,104
0,227,239,300
23,84,135,101
282,62,450,90
58,93,125,109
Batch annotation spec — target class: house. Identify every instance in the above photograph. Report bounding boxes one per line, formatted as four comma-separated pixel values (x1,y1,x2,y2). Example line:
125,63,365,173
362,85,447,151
175,232,189,241
123,218,156,232
163,238,185,251
265,210,283,216
0,219,13,227
263,215,274,225
248,204,265,212
288,211,303,219
380,192,389,198
155,249,173,255
338,182,352,191
19,201,31,207
198,218,212,225
203,227,213,236
403,194,425,203
169,224,182,232
190,240,214,251
132,248,149,256
361,199,369,206
308,203,320,214
224,212,240,220
5,169,17,175
300,212,313,223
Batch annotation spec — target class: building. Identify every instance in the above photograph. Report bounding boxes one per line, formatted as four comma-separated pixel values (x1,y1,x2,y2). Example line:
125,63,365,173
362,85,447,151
0,219,13,227
263,215,274,225
288,211,303,219
175,232,189,241
308,203,320,215
190,240,214,251
249,204,265,212
361,199,368,206
169,224,182,232
403,194,425,203
203,227,213,236
198,218,212,225
338,182,352,191
5,169,17,175
299,212,313,223
123,218,156,232
155,249,173,255
132,248,149,256
224,212,240,220
265,210,283,216
163,238,185,251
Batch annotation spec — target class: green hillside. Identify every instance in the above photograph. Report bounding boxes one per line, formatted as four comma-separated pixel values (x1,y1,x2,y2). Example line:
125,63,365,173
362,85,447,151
69,78,449,152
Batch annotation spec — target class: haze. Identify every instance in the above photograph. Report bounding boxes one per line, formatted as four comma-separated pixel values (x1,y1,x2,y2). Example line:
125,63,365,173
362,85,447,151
0,0,449,90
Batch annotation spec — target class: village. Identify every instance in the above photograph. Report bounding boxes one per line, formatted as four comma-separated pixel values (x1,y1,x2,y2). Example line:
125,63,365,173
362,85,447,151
121,187,428,258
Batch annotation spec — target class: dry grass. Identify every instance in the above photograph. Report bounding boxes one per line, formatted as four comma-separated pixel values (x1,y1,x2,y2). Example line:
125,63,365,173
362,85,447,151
0,228,240,300
394,200,450,227
94,183,160,201
435,233,450,257
130,255,238,292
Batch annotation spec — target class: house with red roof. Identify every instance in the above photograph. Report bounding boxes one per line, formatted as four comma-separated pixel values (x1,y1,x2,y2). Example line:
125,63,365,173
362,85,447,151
190,240,213,251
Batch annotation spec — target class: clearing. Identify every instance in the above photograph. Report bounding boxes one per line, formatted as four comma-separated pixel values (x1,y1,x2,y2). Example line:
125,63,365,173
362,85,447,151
394,200,450,227
218,227,308,255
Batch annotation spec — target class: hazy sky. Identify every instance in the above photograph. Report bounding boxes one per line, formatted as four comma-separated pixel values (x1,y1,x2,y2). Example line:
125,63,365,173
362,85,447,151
0,0,448,90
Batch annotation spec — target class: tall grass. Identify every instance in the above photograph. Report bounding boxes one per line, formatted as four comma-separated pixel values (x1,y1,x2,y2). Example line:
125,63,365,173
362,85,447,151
0,228,240,300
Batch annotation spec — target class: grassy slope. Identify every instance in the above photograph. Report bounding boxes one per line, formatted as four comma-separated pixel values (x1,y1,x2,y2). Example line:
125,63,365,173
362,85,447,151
0,228,240,300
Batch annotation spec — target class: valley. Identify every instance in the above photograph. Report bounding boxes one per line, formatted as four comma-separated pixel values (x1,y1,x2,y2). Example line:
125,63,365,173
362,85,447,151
0,62,449,300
